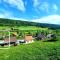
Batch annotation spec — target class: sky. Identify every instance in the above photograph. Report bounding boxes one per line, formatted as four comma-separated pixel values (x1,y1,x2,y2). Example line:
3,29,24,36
0,0,60,25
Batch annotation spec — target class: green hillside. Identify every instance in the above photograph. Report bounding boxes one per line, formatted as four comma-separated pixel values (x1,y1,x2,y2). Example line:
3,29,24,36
0,18,60,60
0,41,60,60
0,18,60,29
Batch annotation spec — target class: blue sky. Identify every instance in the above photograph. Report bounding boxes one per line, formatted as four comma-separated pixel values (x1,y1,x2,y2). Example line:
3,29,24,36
0,0,60,24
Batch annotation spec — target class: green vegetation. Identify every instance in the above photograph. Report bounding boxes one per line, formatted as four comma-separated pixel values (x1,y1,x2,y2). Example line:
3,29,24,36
0,41,60,60
0,25,60,60
0,18,60,60
0,18,60,29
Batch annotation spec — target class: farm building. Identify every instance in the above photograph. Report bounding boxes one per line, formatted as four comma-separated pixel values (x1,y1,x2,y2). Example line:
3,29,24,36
36,33,46,40
24,36,34,43
47,34,52,38
0,37,17,46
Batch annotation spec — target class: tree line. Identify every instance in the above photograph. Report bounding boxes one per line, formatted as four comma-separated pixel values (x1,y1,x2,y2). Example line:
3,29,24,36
0,18,60,29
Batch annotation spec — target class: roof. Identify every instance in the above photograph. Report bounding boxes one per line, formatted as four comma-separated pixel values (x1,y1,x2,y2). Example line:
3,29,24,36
37,34,45,38
24,36,33,41
4,37,16,43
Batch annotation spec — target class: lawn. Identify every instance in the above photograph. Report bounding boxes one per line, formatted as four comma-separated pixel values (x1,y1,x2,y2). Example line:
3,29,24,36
0,40,60,60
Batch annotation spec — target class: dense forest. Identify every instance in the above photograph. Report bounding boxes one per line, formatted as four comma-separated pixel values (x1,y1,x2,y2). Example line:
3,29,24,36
0,18,60,29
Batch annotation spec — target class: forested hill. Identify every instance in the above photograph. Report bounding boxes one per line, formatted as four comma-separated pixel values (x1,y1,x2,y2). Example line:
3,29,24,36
0,18,60,29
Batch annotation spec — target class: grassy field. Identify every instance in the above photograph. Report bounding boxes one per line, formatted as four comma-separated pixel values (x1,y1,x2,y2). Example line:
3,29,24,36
0,26,48,30
0,40,60,60
0,26,60,60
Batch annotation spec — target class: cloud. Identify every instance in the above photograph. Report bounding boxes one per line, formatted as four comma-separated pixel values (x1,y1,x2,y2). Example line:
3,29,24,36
38,2,49,12
31,15,60,25
0,9,60,25
0,9,14,18
33,0,49,13
33,0,40,7
52,4,58,12
33,0,58,13
3,0,25,12
0,10,28,21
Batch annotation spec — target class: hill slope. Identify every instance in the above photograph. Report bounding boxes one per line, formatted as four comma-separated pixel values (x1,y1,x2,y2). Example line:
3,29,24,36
0,41,60,60
0,18,60,29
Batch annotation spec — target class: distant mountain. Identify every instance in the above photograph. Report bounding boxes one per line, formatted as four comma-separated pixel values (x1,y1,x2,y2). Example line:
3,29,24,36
0,18,60,29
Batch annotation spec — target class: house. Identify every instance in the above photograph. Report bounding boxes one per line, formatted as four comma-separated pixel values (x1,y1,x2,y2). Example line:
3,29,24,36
4,37,17,46
46,34,56,41
0,37,17,46
47,34,52,38
24,36,34,43
36,33,46,40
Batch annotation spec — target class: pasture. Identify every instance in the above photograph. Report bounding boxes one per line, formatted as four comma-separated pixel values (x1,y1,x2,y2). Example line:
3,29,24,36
0,40,60,60
0,26,60,60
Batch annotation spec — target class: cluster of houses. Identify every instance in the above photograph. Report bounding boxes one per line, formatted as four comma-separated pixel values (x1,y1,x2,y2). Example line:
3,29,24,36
0,31,56,47
35,32,55,40
0,36,34,46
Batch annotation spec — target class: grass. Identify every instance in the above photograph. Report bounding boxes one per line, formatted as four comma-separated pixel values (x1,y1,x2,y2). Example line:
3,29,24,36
0,26,60,60
0,41,60,60
0,26,48,31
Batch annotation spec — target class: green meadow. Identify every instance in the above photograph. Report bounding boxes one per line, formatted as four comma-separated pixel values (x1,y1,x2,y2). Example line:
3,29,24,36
0,26,60,60
0,19,60,60
0,41,60,60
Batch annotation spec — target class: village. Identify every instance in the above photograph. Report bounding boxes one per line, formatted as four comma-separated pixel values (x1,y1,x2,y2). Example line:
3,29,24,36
0,30,56,47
